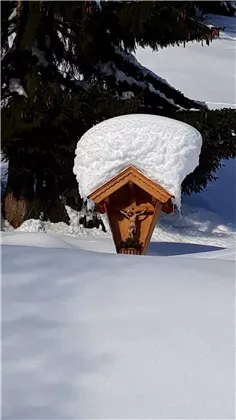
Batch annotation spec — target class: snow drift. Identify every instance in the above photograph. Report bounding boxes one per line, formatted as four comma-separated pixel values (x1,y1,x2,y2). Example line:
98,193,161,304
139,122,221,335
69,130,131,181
2,243,235,419
74,114,202,208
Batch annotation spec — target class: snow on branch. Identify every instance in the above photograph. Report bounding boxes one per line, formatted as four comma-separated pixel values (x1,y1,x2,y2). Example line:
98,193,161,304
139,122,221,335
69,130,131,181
96,47,205,110
31,46,49,67
8,8,16,21
9,78,27,97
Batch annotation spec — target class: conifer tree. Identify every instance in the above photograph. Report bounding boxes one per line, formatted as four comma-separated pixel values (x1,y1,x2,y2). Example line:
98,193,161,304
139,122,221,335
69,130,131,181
195,1,236,16
1,1,139,226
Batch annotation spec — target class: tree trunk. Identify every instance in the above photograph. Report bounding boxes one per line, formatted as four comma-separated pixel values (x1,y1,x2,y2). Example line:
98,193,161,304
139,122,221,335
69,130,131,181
36,175,69,224
3,160,36,228
46,198,69,224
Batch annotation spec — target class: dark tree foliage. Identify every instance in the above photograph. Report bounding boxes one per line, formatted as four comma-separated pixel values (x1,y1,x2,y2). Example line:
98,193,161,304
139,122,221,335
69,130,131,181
195,1,236,17
177,108,236,194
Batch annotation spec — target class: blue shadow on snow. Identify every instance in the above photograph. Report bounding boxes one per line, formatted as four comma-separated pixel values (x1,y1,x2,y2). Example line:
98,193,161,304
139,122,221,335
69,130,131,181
147,241,225,256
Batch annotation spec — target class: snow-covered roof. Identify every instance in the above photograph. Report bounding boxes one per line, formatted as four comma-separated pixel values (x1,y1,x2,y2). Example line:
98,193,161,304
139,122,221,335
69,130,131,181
74,114,202,208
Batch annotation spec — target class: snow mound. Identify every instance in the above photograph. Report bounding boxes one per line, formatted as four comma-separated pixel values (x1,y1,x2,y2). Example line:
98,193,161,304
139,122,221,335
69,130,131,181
2,244,235,418
74,114,202,208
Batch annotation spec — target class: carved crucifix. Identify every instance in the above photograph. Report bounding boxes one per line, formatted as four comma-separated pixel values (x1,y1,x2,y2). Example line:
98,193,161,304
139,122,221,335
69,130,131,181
120,207,147,239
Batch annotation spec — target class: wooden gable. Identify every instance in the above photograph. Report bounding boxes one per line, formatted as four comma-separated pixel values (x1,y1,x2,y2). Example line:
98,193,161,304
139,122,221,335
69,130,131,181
88,165,173,214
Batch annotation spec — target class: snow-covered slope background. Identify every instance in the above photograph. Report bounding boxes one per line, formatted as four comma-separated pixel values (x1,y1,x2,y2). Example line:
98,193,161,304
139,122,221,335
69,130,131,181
136,14,236,110
1,14,235,420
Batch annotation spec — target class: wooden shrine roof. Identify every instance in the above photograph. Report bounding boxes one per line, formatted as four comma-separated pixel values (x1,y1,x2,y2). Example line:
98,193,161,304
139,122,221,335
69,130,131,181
88,165,174,209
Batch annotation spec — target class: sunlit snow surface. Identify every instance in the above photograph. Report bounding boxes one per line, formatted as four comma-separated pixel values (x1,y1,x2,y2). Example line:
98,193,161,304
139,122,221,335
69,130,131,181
2,237,235,419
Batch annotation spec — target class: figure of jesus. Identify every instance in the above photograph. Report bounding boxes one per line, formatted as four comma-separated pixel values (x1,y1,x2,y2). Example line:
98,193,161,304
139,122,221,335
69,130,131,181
120,207,147,239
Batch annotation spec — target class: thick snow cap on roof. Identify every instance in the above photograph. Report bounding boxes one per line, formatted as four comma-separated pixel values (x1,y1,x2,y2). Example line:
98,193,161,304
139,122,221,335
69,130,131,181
74,114,202,208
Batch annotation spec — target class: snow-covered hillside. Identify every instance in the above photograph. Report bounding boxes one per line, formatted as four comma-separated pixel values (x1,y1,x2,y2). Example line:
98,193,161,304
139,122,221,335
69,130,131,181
136,14,236,110
2,14,235,420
